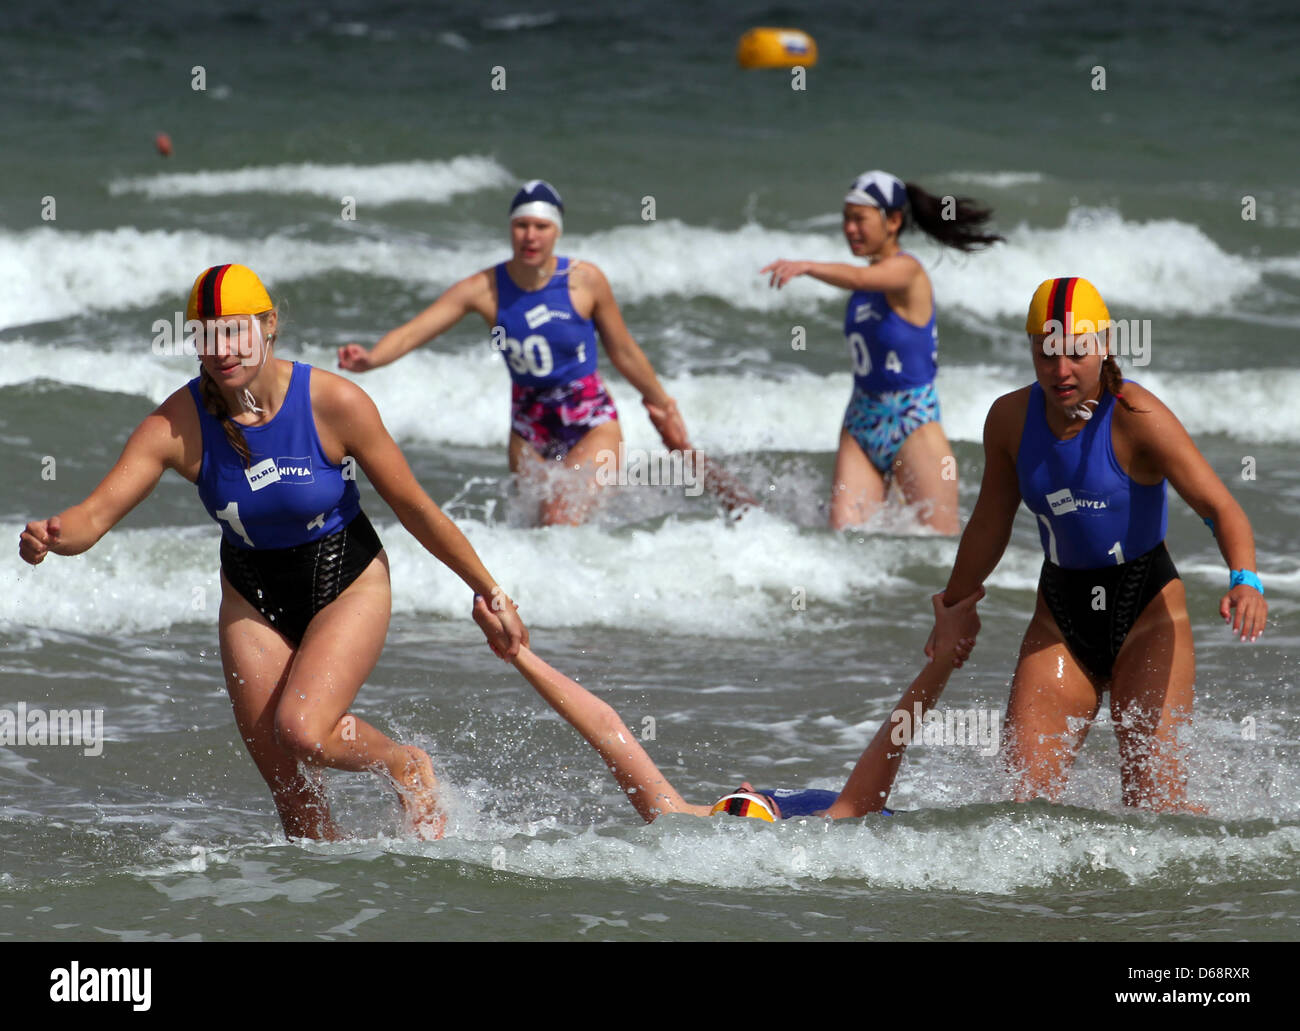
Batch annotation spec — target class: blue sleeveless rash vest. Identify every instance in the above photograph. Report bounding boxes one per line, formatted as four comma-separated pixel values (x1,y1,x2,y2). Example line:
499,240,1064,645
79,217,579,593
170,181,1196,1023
1016,382,1167,569
758,788,893,818
843,260,938,393
761,788,839,817
493,257,599,388
188,362,361,550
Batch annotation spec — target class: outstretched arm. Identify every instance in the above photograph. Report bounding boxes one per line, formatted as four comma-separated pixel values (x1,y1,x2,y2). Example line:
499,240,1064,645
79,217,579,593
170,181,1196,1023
826,588,983,819
474,603,711,822
940,393,1023,605
314,371,527,656
338,270,494,372
19,389,194,563
761,253,920,292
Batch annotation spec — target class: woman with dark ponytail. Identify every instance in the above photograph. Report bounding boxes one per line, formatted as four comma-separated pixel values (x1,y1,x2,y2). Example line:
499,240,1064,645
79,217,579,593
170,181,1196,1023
763,171,1002,533
927,276,1267,812
20,264,529,841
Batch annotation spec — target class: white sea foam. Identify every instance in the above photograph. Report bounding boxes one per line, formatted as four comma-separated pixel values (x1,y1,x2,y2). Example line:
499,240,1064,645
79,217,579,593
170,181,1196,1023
108,155,514,205
0,227,501,329
379,809,1300,894
2,206,1285,331
945,171,1047,188
3,338,1299,449
0,511,939,637
927,206,1264,320
3,496,1291,639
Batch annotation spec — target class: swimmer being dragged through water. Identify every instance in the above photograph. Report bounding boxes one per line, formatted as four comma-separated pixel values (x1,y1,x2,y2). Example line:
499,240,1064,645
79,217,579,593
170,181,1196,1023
472,588,982,821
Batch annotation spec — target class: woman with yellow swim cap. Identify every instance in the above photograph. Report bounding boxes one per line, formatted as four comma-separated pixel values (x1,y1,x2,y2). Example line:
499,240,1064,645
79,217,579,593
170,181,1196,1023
19,264,528,840
472,588,982,822
926,277,1267,811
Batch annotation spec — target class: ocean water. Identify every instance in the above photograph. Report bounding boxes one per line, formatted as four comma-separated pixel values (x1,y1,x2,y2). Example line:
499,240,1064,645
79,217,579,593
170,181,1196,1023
1,0,1298,944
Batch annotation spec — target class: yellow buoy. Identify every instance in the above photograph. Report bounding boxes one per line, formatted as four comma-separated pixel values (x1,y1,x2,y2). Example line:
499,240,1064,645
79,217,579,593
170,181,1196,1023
736,27,818,69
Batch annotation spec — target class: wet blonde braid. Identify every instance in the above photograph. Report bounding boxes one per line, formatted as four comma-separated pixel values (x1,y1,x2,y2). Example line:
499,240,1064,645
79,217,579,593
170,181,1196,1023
198,365,252,466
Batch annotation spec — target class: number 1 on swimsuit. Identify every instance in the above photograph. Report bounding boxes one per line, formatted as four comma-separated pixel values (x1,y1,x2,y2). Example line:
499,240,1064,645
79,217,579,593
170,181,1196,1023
216,501,255,548
1037,513,1060,565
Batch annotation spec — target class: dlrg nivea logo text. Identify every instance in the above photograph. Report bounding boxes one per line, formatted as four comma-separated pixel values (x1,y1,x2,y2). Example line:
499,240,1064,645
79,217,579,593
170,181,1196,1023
1046,488,1077,515
1046,487,1110,515
244,456,315,492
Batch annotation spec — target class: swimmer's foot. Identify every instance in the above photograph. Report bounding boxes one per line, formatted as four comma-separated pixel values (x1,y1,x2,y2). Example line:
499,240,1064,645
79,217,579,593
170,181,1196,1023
386,745,446,840
1161,799,1209,816
1127,793,1209,816
275,773,346,841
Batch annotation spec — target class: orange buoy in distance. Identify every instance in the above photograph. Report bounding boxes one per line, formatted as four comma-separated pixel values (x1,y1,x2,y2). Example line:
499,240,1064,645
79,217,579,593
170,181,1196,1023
155,132,173,157
736,28,818,69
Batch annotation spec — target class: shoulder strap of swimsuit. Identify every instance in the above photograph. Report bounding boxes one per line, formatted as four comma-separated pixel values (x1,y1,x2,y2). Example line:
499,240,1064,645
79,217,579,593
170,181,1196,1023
493,261,513,300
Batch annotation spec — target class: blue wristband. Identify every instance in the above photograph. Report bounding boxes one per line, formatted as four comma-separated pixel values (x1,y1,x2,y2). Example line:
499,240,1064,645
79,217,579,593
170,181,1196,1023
1229,569,1263,595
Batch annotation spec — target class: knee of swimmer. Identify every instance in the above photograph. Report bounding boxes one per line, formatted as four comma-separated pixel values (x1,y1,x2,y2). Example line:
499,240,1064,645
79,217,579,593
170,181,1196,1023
273,710,330,759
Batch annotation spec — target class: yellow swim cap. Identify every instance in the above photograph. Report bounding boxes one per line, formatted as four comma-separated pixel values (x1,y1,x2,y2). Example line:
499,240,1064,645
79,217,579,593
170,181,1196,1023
709,792,777,822
1025,277,1110,336
186,264,273,323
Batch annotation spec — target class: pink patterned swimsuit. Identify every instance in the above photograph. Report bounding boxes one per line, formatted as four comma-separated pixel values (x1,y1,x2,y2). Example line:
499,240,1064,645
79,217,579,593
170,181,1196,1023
510,371,618,461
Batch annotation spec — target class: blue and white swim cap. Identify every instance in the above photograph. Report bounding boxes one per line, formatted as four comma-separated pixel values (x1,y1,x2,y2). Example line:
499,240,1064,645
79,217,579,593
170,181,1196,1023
844,170,908,212
509,180,564,231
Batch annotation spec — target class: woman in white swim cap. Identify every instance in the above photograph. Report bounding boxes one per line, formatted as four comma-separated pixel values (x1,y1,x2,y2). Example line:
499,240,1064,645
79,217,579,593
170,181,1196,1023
763,171,1003,534
339,180,705,525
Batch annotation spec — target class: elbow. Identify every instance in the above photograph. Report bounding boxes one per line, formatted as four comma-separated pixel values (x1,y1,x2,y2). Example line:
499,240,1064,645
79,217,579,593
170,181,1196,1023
590,702,629,747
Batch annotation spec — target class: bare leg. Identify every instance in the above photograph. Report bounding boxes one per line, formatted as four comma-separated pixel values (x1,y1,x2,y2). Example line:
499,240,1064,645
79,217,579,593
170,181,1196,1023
1003,594,1102,801
545,419,623,525
508,429,550,519
892,421,960,535
220,555,444,840
220,574,340,840
829,429,887,529
1108,579,1200,812
273,553,443,837
508,421,624,526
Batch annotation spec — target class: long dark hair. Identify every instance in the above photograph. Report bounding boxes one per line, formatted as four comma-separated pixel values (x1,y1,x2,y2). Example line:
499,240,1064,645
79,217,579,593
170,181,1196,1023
901,183,1004,252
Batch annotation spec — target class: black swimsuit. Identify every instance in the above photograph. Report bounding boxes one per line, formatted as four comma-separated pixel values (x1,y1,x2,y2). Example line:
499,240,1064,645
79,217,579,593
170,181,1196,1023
1037,541,1179,680
220,512,383,646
